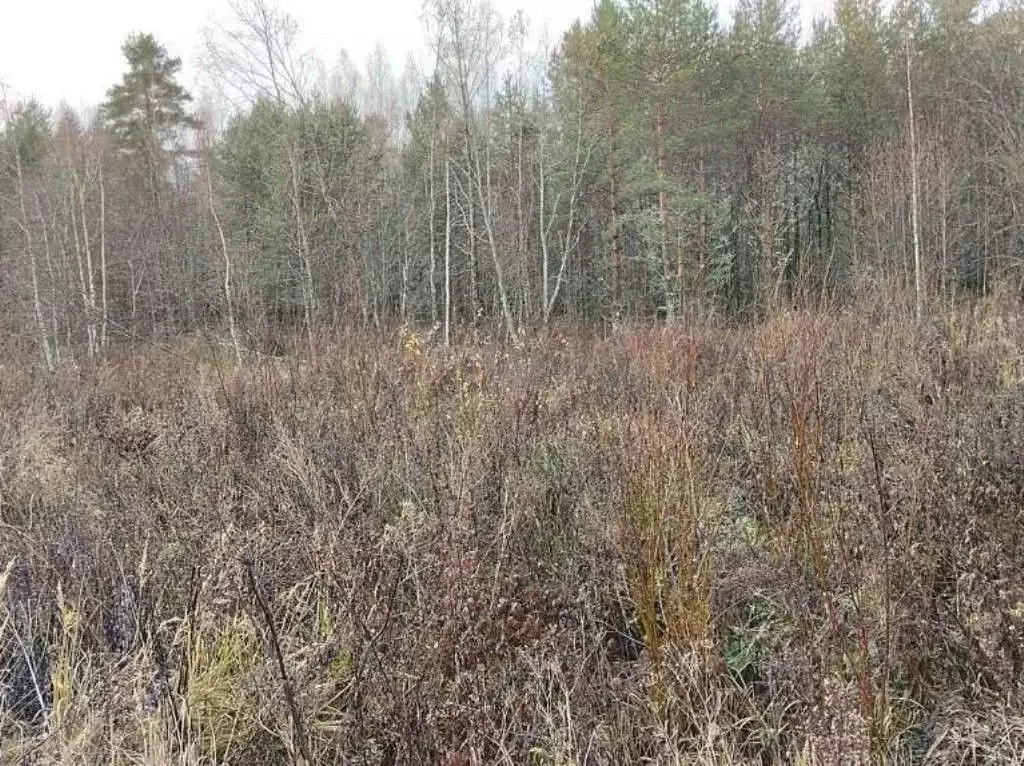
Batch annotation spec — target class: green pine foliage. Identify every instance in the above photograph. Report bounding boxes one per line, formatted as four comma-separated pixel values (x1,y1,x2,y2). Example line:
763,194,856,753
102,34,197,157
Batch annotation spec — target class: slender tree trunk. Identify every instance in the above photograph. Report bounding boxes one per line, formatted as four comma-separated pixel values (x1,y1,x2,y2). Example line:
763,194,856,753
516,121,528,323
35,193,62,364
401,212,411,323
540,106,588,326
466,164,478,319
14,151,54,370
540,136,550,321
69,170,97,357
906,39,923,321
479,23,516,337
98,159,108,349
472,154,516,337
609,120,622,311
80,175,98,354
444,155,453,348
657,102,676,321
287,144,315,350
207,161,243,364
699,153,708,314
428,139,438,325
939,143,949,307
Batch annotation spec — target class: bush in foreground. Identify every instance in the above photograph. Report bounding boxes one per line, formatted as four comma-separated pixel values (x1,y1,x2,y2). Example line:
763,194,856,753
1,302,1022,764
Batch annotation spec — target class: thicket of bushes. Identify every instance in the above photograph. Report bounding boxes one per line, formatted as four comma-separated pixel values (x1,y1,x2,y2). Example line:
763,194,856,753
1,298,1022,763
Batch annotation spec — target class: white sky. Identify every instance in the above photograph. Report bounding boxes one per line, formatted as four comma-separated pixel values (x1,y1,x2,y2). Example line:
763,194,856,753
0,0,835,111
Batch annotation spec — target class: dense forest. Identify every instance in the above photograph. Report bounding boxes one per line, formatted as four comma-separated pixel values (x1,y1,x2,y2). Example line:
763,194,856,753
2,0,1022,360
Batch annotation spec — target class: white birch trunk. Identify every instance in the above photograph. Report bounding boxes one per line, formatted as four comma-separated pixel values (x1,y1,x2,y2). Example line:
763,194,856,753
906,39,923,322
444,154,452,348
14,150,55,370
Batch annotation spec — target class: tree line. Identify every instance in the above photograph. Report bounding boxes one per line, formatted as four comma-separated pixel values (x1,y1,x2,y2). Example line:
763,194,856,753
2,0,1023,363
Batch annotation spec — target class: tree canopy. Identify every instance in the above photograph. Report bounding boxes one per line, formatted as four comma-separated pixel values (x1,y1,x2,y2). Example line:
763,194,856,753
1,0,1023,356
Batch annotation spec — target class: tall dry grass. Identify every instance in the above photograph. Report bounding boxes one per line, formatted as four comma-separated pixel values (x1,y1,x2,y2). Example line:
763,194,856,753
1,299,1022,764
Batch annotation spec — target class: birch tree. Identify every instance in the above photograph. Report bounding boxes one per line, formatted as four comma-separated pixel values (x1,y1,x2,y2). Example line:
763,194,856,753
1,96,57,368
427,0,517,337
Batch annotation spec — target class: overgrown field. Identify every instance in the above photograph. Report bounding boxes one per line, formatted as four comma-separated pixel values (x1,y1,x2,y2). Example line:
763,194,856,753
1,303,1023,764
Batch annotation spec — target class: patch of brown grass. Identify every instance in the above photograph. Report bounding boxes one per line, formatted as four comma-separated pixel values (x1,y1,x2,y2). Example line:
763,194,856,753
1,301,1023,763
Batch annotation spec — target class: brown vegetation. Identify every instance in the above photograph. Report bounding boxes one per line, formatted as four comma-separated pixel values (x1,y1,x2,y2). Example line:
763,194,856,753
1,298,1023,764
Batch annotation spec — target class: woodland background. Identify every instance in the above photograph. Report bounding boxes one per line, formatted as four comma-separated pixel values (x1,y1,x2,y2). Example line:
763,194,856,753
1,0,1022,357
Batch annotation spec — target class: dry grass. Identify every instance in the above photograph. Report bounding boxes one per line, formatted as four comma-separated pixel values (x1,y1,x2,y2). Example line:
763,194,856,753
1,299,1023,764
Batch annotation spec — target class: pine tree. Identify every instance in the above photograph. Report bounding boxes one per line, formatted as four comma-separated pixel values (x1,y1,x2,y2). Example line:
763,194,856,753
102,33,197,197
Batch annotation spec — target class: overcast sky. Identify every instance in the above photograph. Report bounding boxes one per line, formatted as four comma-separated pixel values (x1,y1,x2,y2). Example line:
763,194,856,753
0,0,834,111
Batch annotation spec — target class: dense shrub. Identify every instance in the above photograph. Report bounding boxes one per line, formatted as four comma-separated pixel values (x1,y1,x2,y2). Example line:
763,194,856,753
1,302,1022,764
